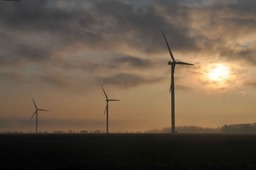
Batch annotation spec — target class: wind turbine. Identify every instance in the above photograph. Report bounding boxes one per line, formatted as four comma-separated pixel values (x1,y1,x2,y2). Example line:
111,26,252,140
30,99,48,133
162,30,193,134
101,86,120,133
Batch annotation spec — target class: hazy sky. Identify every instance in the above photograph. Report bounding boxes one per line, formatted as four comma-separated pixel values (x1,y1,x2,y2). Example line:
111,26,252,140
0,0,255,132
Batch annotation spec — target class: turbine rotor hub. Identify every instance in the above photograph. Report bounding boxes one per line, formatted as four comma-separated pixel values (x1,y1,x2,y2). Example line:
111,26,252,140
168,61,174,65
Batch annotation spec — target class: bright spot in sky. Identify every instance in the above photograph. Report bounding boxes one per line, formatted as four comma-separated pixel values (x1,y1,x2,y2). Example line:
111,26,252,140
200,63,238,91
208,64,230,82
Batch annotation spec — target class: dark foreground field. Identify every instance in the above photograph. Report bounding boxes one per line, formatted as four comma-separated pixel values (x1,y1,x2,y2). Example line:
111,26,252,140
1,133,256,169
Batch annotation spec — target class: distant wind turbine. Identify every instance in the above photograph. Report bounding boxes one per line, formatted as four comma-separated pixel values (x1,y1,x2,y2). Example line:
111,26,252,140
101,86,120,133
30,99,48,133
162,30,193,134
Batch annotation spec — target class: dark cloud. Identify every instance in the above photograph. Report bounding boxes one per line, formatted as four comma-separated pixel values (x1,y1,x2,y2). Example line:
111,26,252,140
0,0,198,60
97,73,164,88
0,1,253,51
110,55,153,69
0,31,55,66
0,0,99,65
36,73,73,87
53,59,104,74
0,69,77,89
237,49,256,65
222,18,256,28
0,71,27,81
11,43,52,62
0,54,164,89
95,0,196,53
219,44,256,65
0,0,69,30
246,82,256,88
228,0,256,12
184,1,256,65
0,0,255,90
51,54,160,73
0,1,233,61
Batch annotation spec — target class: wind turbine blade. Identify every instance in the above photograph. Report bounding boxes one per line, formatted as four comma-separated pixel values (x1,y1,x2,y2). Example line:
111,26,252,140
169,65,175,93
38,109,48,112
32,99,37,109
169,81,172,93
109,99,120,101
176,61,193,65
162,30,175,62
101,86,109,99
104,105,107,115
30,111,37,119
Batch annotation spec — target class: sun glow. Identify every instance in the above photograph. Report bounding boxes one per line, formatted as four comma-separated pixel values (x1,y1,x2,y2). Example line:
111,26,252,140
198,62,245,93
208,64,230,82
202,63,235,90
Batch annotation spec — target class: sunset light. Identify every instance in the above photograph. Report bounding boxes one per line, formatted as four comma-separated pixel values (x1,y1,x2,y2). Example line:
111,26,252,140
208,64,230,82
1,0,256,169
0,0,255,134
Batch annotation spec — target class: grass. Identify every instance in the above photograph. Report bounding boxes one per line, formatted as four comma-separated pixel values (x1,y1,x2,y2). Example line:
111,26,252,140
1,133,256,169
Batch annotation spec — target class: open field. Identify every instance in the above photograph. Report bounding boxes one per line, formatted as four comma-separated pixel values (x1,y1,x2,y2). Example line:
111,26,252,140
1,133,256,169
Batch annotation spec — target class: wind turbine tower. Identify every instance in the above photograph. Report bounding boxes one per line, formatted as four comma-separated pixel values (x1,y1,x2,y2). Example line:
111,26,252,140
101,86,120,133
30,99,48,133
162,31,193,134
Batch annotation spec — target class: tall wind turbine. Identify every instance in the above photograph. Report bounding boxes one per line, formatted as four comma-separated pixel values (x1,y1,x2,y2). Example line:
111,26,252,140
30,99,48,133
162,31,193,134
101,86,120,133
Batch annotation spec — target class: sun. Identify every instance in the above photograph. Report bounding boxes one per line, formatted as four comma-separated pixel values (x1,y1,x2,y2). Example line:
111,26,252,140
203,63,233,89
208,64,230,82
199,62,241,92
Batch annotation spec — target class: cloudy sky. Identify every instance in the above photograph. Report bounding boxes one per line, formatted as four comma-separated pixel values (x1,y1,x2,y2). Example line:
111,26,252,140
0,0,255,133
